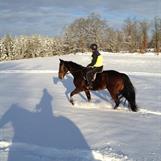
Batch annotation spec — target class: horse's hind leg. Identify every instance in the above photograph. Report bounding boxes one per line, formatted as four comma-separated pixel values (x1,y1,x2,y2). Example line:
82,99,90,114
84,90,91,102
109,90,120,109
118,94,127,106
114,95,120,109
70,88,80,105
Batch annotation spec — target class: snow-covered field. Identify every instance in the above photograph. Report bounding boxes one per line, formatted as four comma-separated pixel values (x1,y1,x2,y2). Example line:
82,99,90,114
0,52,161,161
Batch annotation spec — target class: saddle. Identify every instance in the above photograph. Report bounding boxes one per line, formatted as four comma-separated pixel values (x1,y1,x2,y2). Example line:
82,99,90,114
84,67,103,89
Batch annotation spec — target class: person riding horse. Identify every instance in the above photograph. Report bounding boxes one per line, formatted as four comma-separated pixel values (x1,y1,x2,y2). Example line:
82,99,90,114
59,59,138,112
86,44,103,89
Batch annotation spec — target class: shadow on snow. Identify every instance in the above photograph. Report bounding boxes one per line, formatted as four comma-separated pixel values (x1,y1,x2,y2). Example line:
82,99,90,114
0,88,94,161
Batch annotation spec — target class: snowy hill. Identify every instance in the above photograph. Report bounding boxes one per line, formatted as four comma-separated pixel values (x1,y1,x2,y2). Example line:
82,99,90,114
0,53,161,161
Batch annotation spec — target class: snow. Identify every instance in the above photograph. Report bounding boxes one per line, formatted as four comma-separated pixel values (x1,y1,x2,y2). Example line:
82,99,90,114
0,52,161,161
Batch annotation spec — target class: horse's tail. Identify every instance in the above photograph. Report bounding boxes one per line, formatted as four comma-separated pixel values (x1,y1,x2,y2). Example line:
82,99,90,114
121,73,138,112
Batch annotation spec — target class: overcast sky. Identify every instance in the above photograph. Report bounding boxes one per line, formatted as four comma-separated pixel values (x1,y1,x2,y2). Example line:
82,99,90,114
0,0,160,36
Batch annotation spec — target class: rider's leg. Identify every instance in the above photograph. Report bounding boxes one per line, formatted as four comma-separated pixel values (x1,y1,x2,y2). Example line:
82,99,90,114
92,66,103,81
86,68,94,86
86,66,103,88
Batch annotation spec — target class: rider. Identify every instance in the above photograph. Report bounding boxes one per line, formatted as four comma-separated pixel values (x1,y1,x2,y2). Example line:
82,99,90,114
86,43,103,89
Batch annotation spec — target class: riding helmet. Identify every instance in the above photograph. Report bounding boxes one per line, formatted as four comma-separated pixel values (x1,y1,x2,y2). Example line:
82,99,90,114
90,43,98,50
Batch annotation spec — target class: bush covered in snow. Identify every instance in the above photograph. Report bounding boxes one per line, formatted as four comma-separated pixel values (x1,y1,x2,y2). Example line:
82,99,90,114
0,35,67,61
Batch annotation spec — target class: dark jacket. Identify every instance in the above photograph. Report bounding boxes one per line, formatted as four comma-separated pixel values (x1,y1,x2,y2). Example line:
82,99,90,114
87,50,101,67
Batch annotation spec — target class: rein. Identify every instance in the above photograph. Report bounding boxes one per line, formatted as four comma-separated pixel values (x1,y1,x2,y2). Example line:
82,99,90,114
66,68,86,80
68,68,85,74
62,61,86,77
64,64,86,74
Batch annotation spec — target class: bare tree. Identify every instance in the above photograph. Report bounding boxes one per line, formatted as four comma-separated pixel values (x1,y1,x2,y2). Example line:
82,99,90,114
123,18,140,52
151,17,161,54
139,20,149,53
64,13,108,53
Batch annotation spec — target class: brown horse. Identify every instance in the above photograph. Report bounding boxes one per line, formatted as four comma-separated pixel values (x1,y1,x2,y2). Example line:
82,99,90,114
58,59,138,112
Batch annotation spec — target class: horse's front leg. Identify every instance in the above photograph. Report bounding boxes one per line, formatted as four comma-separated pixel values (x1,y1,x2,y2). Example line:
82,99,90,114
70,88,81,105
84,90,91,102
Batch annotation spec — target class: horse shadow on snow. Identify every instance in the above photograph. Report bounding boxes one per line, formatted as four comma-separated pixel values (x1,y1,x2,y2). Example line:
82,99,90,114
0,88,95,161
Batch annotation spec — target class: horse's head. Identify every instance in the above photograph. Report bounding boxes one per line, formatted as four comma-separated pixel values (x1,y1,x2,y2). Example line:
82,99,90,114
58,59,69,79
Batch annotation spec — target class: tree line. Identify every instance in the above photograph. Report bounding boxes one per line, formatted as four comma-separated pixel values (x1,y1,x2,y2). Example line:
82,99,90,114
0,13,160,61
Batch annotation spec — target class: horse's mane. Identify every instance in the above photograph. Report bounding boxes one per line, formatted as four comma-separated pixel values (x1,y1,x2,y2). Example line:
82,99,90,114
66,61,85,69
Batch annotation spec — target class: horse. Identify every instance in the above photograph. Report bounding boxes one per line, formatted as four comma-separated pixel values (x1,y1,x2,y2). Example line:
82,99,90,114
58,59,138,112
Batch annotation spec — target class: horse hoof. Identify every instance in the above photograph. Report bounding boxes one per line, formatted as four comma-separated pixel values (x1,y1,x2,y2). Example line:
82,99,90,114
70,99,74,105
114,106,118,110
